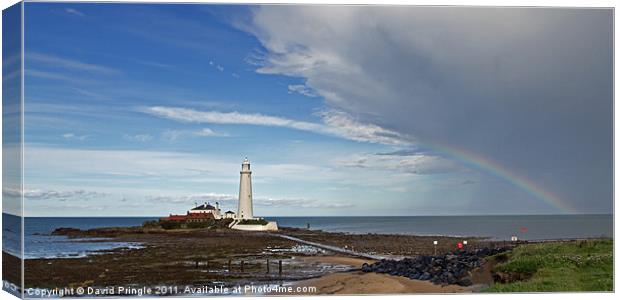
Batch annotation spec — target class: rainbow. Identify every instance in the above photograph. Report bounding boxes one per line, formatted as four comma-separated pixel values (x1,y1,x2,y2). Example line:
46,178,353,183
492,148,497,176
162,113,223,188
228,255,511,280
424,141,575,214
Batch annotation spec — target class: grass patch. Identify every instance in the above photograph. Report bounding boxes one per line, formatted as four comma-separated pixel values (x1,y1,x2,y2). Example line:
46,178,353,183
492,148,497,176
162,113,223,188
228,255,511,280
485,239,613,292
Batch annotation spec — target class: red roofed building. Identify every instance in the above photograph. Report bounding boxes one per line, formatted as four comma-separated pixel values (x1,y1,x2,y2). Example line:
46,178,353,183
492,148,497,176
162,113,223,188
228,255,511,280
161,214,188,222
160,202,232,224
186,212,215,222
160,212,215,223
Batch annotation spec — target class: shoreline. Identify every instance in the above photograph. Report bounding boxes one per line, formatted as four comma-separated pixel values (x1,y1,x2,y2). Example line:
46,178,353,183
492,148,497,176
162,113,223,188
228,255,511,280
5,226,494,294
5,251,483,296
3,224,612,295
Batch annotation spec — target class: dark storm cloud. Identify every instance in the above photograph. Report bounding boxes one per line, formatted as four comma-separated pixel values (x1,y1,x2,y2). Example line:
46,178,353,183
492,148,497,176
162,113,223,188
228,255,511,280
247,6,613,213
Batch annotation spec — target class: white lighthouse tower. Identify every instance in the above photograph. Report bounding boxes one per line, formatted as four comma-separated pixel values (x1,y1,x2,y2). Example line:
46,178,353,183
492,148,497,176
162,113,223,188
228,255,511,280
229,158,278,231
237,158,254,219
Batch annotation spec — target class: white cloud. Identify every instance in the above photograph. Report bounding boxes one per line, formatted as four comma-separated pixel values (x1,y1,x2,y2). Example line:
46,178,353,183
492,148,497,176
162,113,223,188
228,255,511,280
2,187,21,198
18,146,435,215
195,128,219,137
71,87,104,98
207,60,225,71
65,8,85,17
318,110,410,145
160,128,227,141
337,151,464,175
160,130,184,141
22,147,243,197
26,69,96,85
144,106,313,127
123,134,153,142
288,84,317,97
3,187,106,201
142,106,410,146
135,60,177,71
28,52,120,75
395,154,464,175
62,132,89,141
256,197,354,209
22,146,401,196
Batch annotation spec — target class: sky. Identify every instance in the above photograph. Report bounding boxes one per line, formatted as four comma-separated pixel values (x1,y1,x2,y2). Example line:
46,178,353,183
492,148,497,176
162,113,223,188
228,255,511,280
4,3,612,217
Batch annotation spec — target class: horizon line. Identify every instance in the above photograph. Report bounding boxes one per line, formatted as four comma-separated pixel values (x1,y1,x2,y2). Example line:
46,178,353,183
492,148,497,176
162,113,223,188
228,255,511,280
4,212,613,218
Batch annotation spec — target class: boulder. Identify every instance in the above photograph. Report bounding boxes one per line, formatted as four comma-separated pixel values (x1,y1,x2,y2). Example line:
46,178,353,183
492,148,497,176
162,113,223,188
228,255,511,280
361,263,372,272
457,277,473,286
361,246,511,286
419,272,431,281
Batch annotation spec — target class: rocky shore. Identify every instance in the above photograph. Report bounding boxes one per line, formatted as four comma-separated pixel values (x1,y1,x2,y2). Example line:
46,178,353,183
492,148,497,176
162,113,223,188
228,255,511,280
361,247,511,286
9,225,514,295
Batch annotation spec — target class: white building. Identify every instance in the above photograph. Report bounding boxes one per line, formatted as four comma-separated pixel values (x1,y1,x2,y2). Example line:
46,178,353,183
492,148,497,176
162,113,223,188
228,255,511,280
189,202,222,219
237,158,254,220
224,210,236,219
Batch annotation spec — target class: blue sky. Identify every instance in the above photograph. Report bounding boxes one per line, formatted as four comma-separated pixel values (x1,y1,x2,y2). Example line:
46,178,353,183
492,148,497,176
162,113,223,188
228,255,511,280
8,3,612,217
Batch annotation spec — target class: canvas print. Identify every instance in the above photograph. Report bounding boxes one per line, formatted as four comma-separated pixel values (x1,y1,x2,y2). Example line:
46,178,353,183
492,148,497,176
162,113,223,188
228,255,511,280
1,1,614,298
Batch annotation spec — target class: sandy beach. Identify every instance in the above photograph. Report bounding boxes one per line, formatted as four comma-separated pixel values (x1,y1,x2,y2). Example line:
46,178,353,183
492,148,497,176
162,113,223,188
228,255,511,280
291,272,471,294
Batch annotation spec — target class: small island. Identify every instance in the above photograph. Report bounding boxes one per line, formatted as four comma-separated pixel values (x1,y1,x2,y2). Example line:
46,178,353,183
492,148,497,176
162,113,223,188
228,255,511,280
143,158,279,232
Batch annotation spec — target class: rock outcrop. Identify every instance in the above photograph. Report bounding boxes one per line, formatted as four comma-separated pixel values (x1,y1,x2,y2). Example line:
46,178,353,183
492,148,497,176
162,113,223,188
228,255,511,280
361,247,511,286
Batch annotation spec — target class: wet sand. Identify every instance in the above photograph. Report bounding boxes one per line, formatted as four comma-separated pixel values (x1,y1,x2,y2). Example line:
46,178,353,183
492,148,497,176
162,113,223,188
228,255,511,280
295,255,375,267
282,227,487,256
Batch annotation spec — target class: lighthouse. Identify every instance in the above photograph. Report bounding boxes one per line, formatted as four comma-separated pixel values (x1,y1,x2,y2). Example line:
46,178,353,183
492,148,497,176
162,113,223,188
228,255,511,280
237,158,254,219
229,158,278,231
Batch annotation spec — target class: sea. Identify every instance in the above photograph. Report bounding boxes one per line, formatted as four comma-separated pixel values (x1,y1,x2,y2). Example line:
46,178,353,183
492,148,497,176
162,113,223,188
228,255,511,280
1,213,613,260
